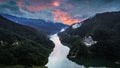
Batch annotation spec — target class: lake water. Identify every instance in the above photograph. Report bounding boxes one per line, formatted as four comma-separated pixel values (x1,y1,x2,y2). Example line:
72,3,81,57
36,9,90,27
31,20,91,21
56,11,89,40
46,34,106,68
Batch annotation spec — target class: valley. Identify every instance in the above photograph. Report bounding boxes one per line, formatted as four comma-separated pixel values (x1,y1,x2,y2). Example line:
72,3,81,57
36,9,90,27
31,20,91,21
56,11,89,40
1,0,120,68
0,11,120,68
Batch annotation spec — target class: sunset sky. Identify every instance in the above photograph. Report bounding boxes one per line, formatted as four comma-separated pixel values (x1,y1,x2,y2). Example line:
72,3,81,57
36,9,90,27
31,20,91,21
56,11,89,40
0,0,120,25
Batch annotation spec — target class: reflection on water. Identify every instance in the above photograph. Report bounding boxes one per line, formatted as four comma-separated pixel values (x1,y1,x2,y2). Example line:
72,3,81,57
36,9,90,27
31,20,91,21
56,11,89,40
46,34,106,68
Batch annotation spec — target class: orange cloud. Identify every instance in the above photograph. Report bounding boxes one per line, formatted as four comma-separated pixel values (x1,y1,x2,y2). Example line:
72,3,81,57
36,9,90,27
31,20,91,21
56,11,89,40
53,10,80,25
17,0,80,25
25,4,53,12
18,0,51,12
17,0,60,12
53,1,60,7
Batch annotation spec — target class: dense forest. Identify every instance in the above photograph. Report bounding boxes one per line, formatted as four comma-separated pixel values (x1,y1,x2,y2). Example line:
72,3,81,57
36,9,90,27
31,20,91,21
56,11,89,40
0,15,54,66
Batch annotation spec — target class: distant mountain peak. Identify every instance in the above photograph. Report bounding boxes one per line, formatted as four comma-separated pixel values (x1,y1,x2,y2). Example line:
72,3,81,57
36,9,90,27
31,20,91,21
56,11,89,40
1,13,68,34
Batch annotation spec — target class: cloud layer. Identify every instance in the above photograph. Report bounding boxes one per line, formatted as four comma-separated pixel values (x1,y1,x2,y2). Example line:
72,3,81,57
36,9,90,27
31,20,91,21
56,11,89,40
0,0,120,25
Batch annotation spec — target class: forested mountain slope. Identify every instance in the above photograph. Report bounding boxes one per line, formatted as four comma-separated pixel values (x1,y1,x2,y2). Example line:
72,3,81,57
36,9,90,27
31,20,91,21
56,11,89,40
59,11,120,67
0,15,54,66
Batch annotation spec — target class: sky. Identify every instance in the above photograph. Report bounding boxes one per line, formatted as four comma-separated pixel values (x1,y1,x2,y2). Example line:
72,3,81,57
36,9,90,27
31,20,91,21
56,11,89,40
0,0,120,25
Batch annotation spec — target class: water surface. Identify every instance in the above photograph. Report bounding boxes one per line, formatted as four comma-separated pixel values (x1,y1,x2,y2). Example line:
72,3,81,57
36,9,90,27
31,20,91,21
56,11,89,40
46,34,107,68
46,34,84,68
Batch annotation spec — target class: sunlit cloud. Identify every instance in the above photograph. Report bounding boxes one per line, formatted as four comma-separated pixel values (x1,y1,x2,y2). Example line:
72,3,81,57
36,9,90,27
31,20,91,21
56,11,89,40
53,10,80,25
16,0,80,25
17,0,54,12
52,1,60,7
0,0,120,25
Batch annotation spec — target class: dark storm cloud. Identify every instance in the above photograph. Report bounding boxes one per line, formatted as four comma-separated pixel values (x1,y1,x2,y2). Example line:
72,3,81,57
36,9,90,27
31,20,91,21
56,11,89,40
67,0,117,4
66,0,120,19
0,0,120,24
0,0,54,21
0,0,23,15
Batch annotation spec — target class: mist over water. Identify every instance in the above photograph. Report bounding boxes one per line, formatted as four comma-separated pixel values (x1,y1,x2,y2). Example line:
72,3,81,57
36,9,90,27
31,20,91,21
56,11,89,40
46,34,85,68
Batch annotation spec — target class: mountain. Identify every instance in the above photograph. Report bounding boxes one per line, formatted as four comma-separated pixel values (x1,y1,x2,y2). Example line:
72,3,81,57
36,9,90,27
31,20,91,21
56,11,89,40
0,15,54,66
58,11,120,67
1,14,68,34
